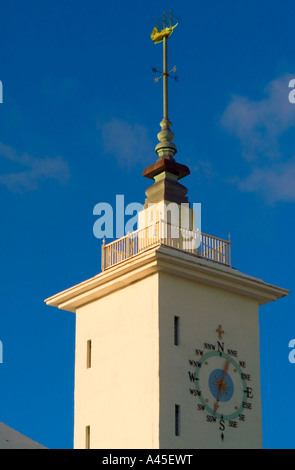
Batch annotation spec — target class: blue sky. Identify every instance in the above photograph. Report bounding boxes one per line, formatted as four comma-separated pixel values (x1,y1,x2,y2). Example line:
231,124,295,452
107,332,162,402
0,0,295,449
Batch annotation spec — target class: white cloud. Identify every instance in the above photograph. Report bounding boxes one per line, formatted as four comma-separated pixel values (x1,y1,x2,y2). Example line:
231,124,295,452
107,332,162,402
191,160,216,180
100,118,153,168
221,74,295,202
0,142,70,193
232,157,295,203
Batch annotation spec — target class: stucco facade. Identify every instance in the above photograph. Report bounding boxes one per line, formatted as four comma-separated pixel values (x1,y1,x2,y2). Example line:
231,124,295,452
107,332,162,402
45,244,288,449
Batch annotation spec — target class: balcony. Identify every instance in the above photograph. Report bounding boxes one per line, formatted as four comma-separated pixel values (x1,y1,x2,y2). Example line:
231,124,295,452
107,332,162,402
101,220,231,271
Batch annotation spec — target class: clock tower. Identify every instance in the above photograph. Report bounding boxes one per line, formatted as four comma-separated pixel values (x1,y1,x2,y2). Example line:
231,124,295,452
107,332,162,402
45,18,289,449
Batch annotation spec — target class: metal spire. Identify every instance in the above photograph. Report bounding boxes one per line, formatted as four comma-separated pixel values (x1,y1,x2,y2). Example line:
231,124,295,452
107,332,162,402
150,12,178,161
143,13,190,207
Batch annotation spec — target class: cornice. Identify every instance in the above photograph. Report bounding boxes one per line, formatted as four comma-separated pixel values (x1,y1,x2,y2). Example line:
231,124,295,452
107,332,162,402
45,244,289,312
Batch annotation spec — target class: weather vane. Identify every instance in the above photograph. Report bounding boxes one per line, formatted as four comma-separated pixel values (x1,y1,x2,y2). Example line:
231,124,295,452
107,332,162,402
150,10,181,162
151,10,179,119
151,11,179,82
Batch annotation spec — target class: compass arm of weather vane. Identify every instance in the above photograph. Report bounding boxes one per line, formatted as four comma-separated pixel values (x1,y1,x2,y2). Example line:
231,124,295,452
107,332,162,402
152,66,178,83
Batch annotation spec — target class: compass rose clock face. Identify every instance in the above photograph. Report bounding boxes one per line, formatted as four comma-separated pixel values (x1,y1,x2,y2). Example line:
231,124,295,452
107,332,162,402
188,325,254,443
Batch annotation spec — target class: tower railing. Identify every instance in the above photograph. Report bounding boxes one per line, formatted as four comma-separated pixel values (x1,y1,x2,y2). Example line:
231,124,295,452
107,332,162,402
101,220,231,271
